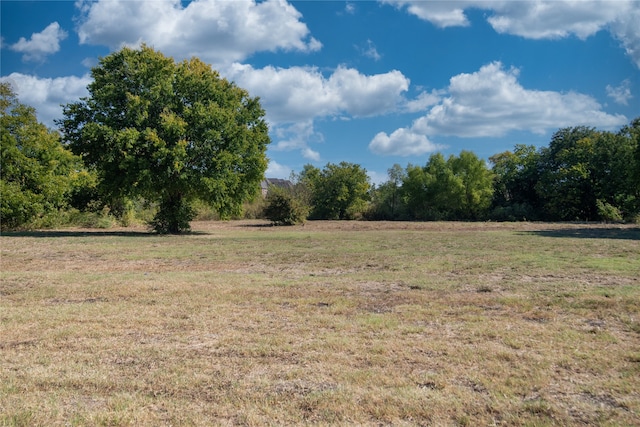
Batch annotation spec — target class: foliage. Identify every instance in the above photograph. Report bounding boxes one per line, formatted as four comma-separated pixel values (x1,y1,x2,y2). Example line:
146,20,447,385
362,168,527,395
535,125,638,221
302,162,371,220
488,119,639,222
58,45,269,233
450,150,495,219
400,151,493,220
618,117,640,216
596,200,623,223
536,126,601,220
367,164,407,220
489,144,541,220
0,82,87,230
263,186,309,225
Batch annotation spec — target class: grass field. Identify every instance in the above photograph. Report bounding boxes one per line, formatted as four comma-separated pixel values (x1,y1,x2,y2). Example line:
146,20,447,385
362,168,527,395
1,220,639,426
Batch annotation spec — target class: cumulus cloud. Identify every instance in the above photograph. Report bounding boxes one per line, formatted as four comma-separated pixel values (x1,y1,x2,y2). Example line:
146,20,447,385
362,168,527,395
370,127,445,156
404,90,442,113
224,64,339,123
417,62,627,136
369,62,627,156
75,0,321,65
606,79,633,106
381,0,473,27
383,0,640,67
223,63,409,159
0,73,91,128
610,7,640,68
9,22,68,62
485,1,625,40
224,63,409,123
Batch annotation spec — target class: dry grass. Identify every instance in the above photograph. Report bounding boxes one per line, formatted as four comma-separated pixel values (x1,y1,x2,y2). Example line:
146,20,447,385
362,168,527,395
1,220,639,426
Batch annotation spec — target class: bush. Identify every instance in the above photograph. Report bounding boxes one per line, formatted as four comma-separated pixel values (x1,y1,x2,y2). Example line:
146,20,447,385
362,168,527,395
241,197,267,220
263,187,309,225
596,200,623,223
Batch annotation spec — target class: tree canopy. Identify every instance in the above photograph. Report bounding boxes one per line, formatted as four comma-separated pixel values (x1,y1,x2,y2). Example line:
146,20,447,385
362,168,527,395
4,57,638,229
300,162,371,220
58,45,270,233
1,82,86,230
400,151,494,220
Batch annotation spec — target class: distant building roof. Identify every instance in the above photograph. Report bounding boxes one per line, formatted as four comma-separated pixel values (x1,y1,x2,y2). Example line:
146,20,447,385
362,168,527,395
260,178,294,196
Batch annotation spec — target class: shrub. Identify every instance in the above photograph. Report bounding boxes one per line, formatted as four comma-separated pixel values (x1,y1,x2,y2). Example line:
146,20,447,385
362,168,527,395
263,187,309,225
596,199,623,223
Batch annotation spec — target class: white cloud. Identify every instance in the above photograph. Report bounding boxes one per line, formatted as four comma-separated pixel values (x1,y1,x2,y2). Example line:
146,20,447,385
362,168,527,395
330,67,409,117
81,57,98,69
265,160,292,179
224,63,409,123
610,7,640,68
224,64,340,123
0,73,91,128
75,0,321,66
404,90,442,113
370,128,445,156
382,0,473,27
370,62,627,157
270,120,322,161
301,147,321,162
486,1,625,40
418,62,627,136
9,22,68,62
344,3,356,15
223,63,409,159
606,79,633,106
383,1,640,67
361,39,382,61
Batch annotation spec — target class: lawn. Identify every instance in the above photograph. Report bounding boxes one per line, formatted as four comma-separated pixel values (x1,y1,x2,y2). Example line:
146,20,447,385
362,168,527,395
1,220,639,426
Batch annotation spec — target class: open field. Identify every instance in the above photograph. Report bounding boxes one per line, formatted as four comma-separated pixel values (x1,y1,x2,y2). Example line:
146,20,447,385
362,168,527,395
1,220,639,426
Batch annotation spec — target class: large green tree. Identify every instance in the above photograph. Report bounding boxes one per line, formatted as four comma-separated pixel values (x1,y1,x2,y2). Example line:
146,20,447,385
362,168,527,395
449,150,494,219
402,151,493,220
59,45,270,233
618,117,640,218
536,126,599,220
489,144,541,220
1,82,86,230
303,162,371,220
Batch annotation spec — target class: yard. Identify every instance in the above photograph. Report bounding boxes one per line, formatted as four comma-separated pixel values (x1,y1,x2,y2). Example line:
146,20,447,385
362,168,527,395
1,220,639,425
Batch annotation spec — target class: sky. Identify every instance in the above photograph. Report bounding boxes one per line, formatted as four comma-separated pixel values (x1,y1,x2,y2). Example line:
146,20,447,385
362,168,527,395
1,1,639,184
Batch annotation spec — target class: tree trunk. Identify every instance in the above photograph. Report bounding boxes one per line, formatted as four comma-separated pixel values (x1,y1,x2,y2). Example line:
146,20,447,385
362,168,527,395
151,193,195,234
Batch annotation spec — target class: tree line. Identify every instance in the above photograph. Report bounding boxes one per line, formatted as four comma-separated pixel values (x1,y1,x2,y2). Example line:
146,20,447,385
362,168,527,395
2,46,639,232
264,121,639,226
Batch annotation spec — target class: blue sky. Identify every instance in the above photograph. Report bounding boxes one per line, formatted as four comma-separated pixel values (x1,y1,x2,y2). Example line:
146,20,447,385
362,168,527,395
2,1,639,184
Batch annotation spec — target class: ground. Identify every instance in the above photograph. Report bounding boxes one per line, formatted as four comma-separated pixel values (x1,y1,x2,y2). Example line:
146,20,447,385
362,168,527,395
1,220,639,426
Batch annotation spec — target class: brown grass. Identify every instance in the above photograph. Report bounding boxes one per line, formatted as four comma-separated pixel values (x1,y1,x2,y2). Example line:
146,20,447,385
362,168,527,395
1,220,639,426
